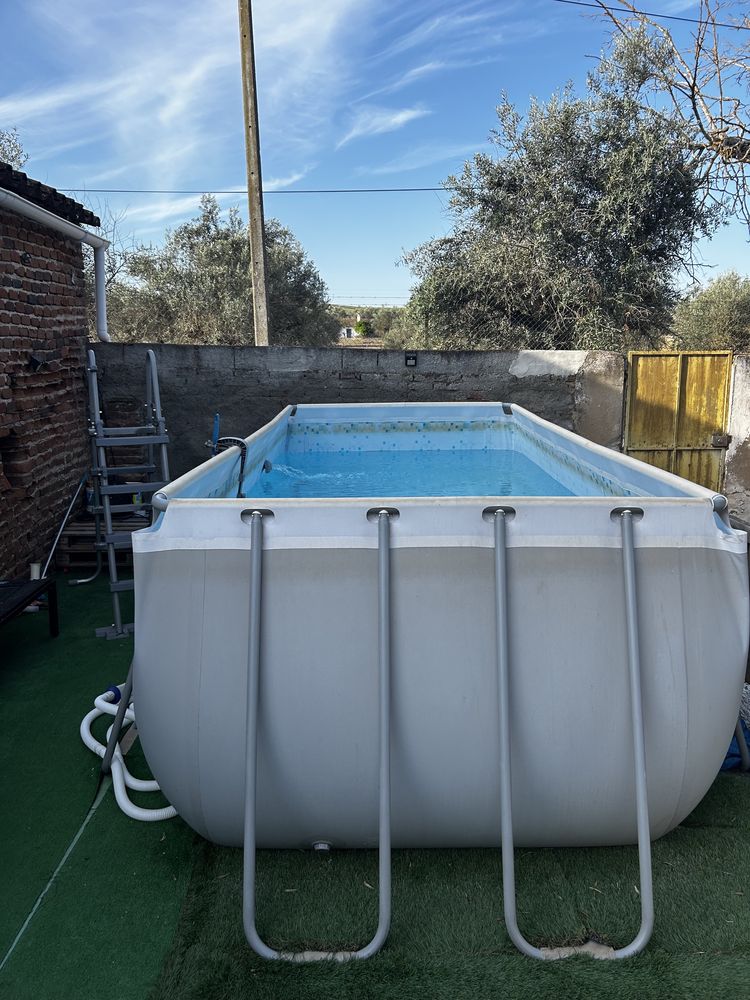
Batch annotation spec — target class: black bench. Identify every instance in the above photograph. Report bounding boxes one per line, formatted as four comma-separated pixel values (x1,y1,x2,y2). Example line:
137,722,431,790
0,578,59,637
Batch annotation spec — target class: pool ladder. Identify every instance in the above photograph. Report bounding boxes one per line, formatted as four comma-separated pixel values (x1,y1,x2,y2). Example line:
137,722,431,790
241,505,653,962
77,348,170,639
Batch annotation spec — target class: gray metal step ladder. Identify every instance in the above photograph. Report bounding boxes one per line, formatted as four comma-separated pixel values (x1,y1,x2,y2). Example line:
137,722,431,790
487,504,654,960
78,348,170,639
242,508,393,962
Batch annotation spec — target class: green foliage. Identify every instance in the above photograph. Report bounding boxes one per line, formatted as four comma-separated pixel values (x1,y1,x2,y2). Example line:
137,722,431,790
396,38,722,352
354,318,375,337
0,127,28,169
101,195,339,346
369,307,402,339
330,305,403,341
674,271,750,351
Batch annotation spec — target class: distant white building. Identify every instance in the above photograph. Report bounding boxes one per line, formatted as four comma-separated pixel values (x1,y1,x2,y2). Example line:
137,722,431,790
339,326,359,339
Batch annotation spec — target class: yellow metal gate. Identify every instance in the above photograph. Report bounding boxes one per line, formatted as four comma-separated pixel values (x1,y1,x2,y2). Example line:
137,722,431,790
624,351,733,492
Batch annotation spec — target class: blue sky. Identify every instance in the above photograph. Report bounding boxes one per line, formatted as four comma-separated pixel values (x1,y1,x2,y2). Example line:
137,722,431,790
1,0,747,305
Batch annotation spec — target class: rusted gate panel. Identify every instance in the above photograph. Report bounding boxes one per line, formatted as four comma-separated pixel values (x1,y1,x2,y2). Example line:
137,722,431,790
625,351,732,492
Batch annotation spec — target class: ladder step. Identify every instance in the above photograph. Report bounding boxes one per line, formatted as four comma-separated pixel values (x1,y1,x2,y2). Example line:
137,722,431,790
100,482,166,496
93,464,158,476
108,503,153,514
95,435,169,447
96,425,160,436
97,533,136,549
110,580,134,593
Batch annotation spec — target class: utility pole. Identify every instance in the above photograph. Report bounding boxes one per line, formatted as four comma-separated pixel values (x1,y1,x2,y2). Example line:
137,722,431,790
238,0,270,346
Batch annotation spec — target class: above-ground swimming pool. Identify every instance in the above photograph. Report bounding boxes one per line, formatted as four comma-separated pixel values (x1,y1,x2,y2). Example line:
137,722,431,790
133,402,748,852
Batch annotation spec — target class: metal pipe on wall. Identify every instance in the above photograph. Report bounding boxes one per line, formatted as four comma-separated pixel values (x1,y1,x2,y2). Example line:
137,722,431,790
0,186,110,342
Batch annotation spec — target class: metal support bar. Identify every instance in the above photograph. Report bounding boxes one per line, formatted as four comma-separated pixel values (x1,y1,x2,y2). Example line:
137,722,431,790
100,663,134,777
41,471,87,578
736,719,750,772
491,507,654,960
242,509,392,962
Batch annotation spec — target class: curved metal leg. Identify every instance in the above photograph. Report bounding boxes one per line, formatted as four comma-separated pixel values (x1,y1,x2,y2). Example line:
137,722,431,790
492,507,654,960
243,509,392,962
70,549,103,586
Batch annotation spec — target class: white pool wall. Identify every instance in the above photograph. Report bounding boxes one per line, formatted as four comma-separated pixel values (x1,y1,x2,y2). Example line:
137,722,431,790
134,402,749,849
159,402,707,505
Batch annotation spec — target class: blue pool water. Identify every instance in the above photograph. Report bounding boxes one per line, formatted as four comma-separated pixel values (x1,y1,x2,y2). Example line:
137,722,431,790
252,449,573,499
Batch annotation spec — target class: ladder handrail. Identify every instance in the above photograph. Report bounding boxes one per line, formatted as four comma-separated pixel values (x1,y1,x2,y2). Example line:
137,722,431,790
242,509,392,962
491,506,654,960
146,349,170,483
86,348,104,435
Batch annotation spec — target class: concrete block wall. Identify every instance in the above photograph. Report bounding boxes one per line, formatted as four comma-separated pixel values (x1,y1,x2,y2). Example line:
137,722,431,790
0,208,89,578
94,344,626,477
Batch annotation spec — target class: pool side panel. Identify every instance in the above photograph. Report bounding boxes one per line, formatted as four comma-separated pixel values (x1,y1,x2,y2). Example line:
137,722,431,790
133,531,747,849
135,402,748,850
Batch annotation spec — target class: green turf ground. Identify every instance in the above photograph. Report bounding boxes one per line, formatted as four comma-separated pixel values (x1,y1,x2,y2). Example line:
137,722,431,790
151,778,750,1000
0,579,196,1000
1,577,749,1000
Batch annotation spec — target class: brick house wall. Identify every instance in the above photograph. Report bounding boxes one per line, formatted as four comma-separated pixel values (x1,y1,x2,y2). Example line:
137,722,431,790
0,205,92,578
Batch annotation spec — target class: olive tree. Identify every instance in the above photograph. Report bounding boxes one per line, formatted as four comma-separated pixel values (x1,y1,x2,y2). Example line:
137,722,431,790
396,42,723,351
674,271,750,350
101,195,339,346
595,1,750,226
0,127,28,169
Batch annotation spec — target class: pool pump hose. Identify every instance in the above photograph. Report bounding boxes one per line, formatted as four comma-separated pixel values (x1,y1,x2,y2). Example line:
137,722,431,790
80,685,177,822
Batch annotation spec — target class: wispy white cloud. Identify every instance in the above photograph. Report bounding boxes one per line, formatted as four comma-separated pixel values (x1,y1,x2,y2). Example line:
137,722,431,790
252,0,374,156
120,194,213,225
381,10,498,60
0,77,114,122
264,170,310,190
660,1,702,12
27,136,99,163
337,105,431,148
362,142,483,175
119,190,239,226
358,61,447,100
0,0,379,214
369,1,552,67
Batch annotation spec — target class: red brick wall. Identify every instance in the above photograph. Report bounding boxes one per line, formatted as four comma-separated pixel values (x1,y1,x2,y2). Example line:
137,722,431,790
0,207,89,579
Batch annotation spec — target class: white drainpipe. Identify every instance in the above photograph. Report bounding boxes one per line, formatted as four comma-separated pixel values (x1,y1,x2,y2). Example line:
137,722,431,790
0,186,111,342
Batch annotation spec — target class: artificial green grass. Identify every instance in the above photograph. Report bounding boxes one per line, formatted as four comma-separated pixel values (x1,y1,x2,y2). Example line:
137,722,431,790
0,578,196,1000
151,775,750,1000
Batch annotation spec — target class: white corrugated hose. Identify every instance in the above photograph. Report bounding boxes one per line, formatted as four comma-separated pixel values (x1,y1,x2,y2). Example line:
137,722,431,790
80,686,176,822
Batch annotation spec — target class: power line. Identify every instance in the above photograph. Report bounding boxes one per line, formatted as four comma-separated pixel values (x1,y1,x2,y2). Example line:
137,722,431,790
60,186,447,195
551,0,750,30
